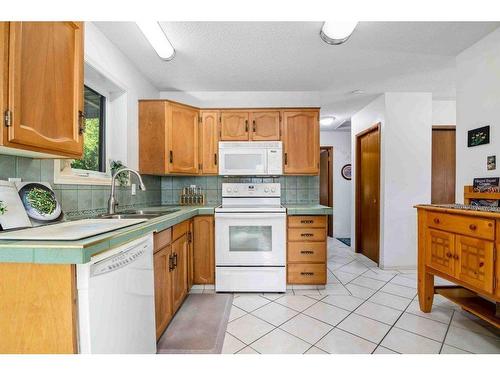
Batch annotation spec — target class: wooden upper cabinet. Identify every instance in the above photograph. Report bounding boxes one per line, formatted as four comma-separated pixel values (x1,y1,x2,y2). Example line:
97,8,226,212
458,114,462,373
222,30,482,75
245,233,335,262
193,215,215,284
282,110,319,175
249,111,281,141
3,22,84,157
220,111,249,141
139,101,168,174
199,111,219,174
168,103,199,174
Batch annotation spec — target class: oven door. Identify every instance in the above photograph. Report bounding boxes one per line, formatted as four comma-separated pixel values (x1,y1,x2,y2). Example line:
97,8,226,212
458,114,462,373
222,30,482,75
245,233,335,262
218,147,267,175
215,212,286,266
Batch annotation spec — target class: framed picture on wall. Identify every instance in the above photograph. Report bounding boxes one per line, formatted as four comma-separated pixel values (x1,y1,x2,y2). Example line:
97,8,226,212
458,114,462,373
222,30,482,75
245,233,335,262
341,164,351,180
467,125,490,147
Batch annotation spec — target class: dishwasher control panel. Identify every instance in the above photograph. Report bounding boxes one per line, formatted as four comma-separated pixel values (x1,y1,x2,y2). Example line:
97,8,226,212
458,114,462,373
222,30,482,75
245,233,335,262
91,243,147,277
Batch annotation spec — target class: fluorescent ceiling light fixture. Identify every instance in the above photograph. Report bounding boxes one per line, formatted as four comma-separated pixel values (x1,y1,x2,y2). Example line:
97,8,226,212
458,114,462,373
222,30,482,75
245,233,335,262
320,21,358,45
320,117,336,126
137,21,175,61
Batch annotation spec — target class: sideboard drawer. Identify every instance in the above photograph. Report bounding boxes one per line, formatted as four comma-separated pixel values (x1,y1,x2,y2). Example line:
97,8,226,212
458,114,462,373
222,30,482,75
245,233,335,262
288,216,327,228
426,212,495,240
288,242,326,263
288,228,326,242
287,263,326,285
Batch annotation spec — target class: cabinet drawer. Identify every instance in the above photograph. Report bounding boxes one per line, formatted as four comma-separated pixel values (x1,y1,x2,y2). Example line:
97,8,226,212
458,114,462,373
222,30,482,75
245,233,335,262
288,216,326,228
426,212,495,240
287,263,326,284
288,228,326,242
288,242,326,263
173,220,190,241
154,228,172,252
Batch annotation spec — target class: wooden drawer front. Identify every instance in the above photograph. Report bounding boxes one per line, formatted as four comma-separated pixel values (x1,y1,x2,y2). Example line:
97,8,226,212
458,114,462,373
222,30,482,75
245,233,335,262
288,242,326,263
154,228,172,252
455,235,495,294
173,220,190,240
288,228,326,242
426,229,455,277
288,264,326,284
288,216,326,228
426,212,495,240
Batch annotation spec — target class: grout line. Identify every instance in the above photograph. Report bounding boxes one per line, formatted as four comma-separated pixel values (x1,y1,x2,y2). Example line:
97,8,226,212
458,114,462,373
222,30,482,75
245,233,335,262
439,309,455,354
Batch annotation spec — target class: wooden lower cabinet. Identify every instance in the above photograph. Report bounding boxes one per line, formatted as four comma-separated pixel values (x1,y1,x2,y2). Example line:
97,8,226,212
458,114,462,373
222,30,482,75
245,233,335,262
193,215,215,284
153,246,173,339
426,229,455,277
287,215,327,285
171,233,188,312
455,235,494,294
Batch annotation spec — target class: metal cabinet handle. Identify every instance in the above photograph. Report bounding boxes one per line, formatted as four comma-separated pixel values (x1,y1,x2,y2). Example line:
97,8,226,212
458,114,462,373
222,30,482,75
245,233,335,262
301,220,313,224
169,150,173,163
301,233,314,237
168,255,174,271
173,253,178,268
300,272,314,276
214,153,217,165
284,153,288,165
78,110,86,135
245,120,248,132
300,250,314,254
469,224,477,231
252,120,256,132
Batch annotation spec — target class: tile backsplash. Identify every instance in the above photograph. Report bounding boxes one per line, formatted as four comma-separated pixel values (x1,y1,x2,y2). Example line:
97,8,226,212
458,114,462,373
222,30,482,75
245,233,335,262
0,154,320,217
161,175,319,205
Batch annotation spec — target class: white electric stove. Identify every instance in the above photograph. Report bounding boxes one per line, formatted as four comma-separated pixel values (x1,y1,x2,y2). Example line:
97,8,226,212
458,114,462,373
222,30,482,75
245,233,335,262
215,183,286,292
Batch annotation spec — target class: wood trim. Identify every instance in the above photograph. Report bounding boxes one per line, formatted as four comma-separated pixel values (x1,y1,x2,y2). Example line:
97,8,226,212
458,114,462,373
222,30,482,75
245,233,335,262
464,185,500,205
320,146,333,236
355,122,381,263
432,125,456,130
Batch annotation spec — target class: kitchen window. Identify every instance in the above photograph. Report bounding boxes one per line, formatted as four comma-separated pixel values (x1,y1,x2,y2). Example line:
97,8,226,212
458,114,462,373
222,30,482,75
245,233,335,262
71,86,106,173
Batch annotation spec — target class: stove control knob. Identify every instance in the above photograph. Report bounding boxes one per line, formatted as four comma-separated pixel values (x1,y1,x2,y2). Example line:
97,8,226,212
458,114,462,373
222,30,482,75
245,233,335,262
234,188,239,193
271,188,276,193
264,188,269,193
226,187,232,193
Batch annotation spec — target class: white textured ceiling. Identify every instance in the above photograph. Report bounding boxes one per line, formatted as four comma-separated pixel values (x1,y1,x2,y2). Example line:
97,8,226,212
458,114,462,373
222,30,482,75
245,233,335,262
94,21,499,129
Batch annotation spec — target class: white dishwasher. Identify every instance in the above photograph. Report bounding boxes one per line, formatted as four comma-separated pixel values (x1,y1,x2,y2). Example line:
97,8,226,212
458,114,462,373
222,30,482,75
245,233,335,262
76,234,156,354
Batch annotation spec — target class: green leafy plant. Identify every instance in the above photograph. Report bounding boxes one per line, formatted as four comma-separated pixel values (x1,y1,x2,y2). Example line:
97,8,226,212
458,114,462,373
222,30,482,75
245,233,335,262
110,160,129,186
26,188,56,215
0,200,7,215
71,117,101,171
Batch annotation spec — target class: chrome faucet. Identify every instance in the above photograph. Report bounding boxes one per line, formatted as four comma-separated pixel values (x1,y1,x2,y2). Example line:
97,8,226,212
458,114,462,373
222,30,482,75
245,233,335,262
107,168,147,215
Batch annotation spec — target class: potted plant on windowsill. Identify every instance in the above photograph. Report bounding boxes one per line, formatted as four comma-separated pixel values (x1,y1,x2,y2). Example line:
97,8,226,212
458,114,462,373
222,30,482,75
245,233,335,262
0,200,7,231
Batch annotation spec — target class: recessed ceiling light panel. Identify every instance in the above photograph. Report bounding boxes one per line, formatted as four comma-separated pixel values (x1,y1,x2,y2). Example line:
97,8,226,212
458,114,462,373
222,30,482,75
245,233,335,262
320,21,358,45
137,21,175,61
320,117,336,126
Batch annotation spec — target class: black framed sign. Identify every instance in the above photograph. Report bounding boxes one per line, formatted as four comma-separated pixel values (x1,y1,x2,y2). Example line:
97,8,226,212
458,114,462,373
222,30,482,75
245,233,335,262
341,164,351,180
468,125,490,147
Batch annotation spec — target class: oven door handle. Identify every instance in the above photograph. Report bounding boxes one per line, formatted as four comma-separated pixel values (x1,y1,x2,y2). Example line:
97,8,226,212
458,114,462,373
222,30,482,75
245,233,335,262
215,213,286,220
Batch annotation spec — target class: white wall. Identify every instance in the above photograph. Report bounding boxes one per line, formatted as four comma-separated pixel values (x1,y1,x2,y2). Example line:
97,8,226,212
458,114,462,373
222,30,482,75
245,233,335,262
351,93,432,269
85,22,159,170
320,131,351,238
160,91,321,108
432,100,456,125
456,28,500,202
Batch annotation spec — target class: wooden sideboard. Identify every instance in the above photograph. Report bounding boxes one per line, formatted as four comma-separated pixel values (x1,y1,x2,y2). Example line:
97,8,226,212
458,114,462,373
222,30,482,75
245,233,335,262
416,205,500,328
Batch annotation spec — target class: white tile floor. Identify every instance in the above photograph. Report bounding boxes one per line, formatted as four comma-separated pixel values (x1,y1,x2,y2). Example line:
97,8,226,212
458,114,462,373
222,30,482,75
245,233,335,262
195,238,500,354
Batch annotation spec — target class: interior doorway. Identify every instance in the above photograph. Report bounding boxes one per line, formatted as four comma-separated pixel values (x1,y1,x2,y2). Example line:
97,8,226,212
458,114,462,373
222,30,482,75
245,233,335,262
355,123,381,264
319,147,333,237
431,126,456,204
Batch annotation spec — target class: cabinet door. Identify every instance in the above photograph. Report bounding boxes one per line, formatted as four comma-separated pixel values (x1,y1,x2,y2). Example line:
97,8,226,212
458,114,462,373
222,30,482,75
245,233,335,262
168,103,199,174
193,215,215,284
250,111,281,141
171,234,188,312
220,111,249,141
199,111,219,174
7,22,84,156
455,235,495,294
153,246,173,340
426,229,455,277
187,220,194,290
282,111,319,174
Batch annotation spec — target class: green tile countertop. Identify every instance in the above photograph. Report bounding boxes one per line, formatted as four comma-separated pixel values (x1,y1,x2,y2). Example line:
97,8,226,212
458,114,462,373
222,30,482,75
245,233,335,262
284,204,333,215
0,205,215,265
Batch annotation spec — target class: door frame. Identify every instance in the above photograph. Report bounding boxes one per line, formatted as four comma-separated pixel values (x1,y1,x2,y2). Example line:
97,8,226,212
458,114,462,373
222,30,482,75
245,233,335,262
355,123,381,264
319,146,333,237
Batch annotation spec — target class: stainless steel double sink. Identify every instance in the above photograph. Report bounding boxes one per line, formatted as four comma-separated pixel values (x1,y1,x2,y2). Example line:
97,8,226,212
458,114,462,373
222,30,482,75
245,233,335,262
97,208,180,220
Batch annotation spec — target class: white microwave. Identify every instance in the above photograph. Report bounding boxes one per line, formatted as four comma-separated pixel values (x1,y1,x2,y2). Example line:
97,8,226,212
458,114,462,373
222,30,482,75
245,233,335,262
218,141,283,176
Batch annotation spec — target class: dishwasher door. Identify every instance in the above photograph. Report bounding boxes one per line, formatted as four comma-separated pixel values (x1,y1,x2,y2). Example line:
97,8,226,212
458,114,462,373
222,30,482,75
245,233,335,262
76,234,156,354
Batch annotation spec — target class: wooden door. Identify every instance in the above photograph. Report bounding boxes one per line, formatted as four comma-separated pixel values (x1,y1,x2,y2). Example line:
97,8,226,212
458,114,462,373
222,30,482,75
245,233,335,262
282,110,319,174
249,111,281,141
426,229,455,277
220,111,249,141
171,234,188,312
455,235,494,293
193,215,215,284
355,124,380,263
199,111,219,174
319,147,333,237
431,127,456,204
153,246,173,340
168,103,199,174
7,22,84,156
